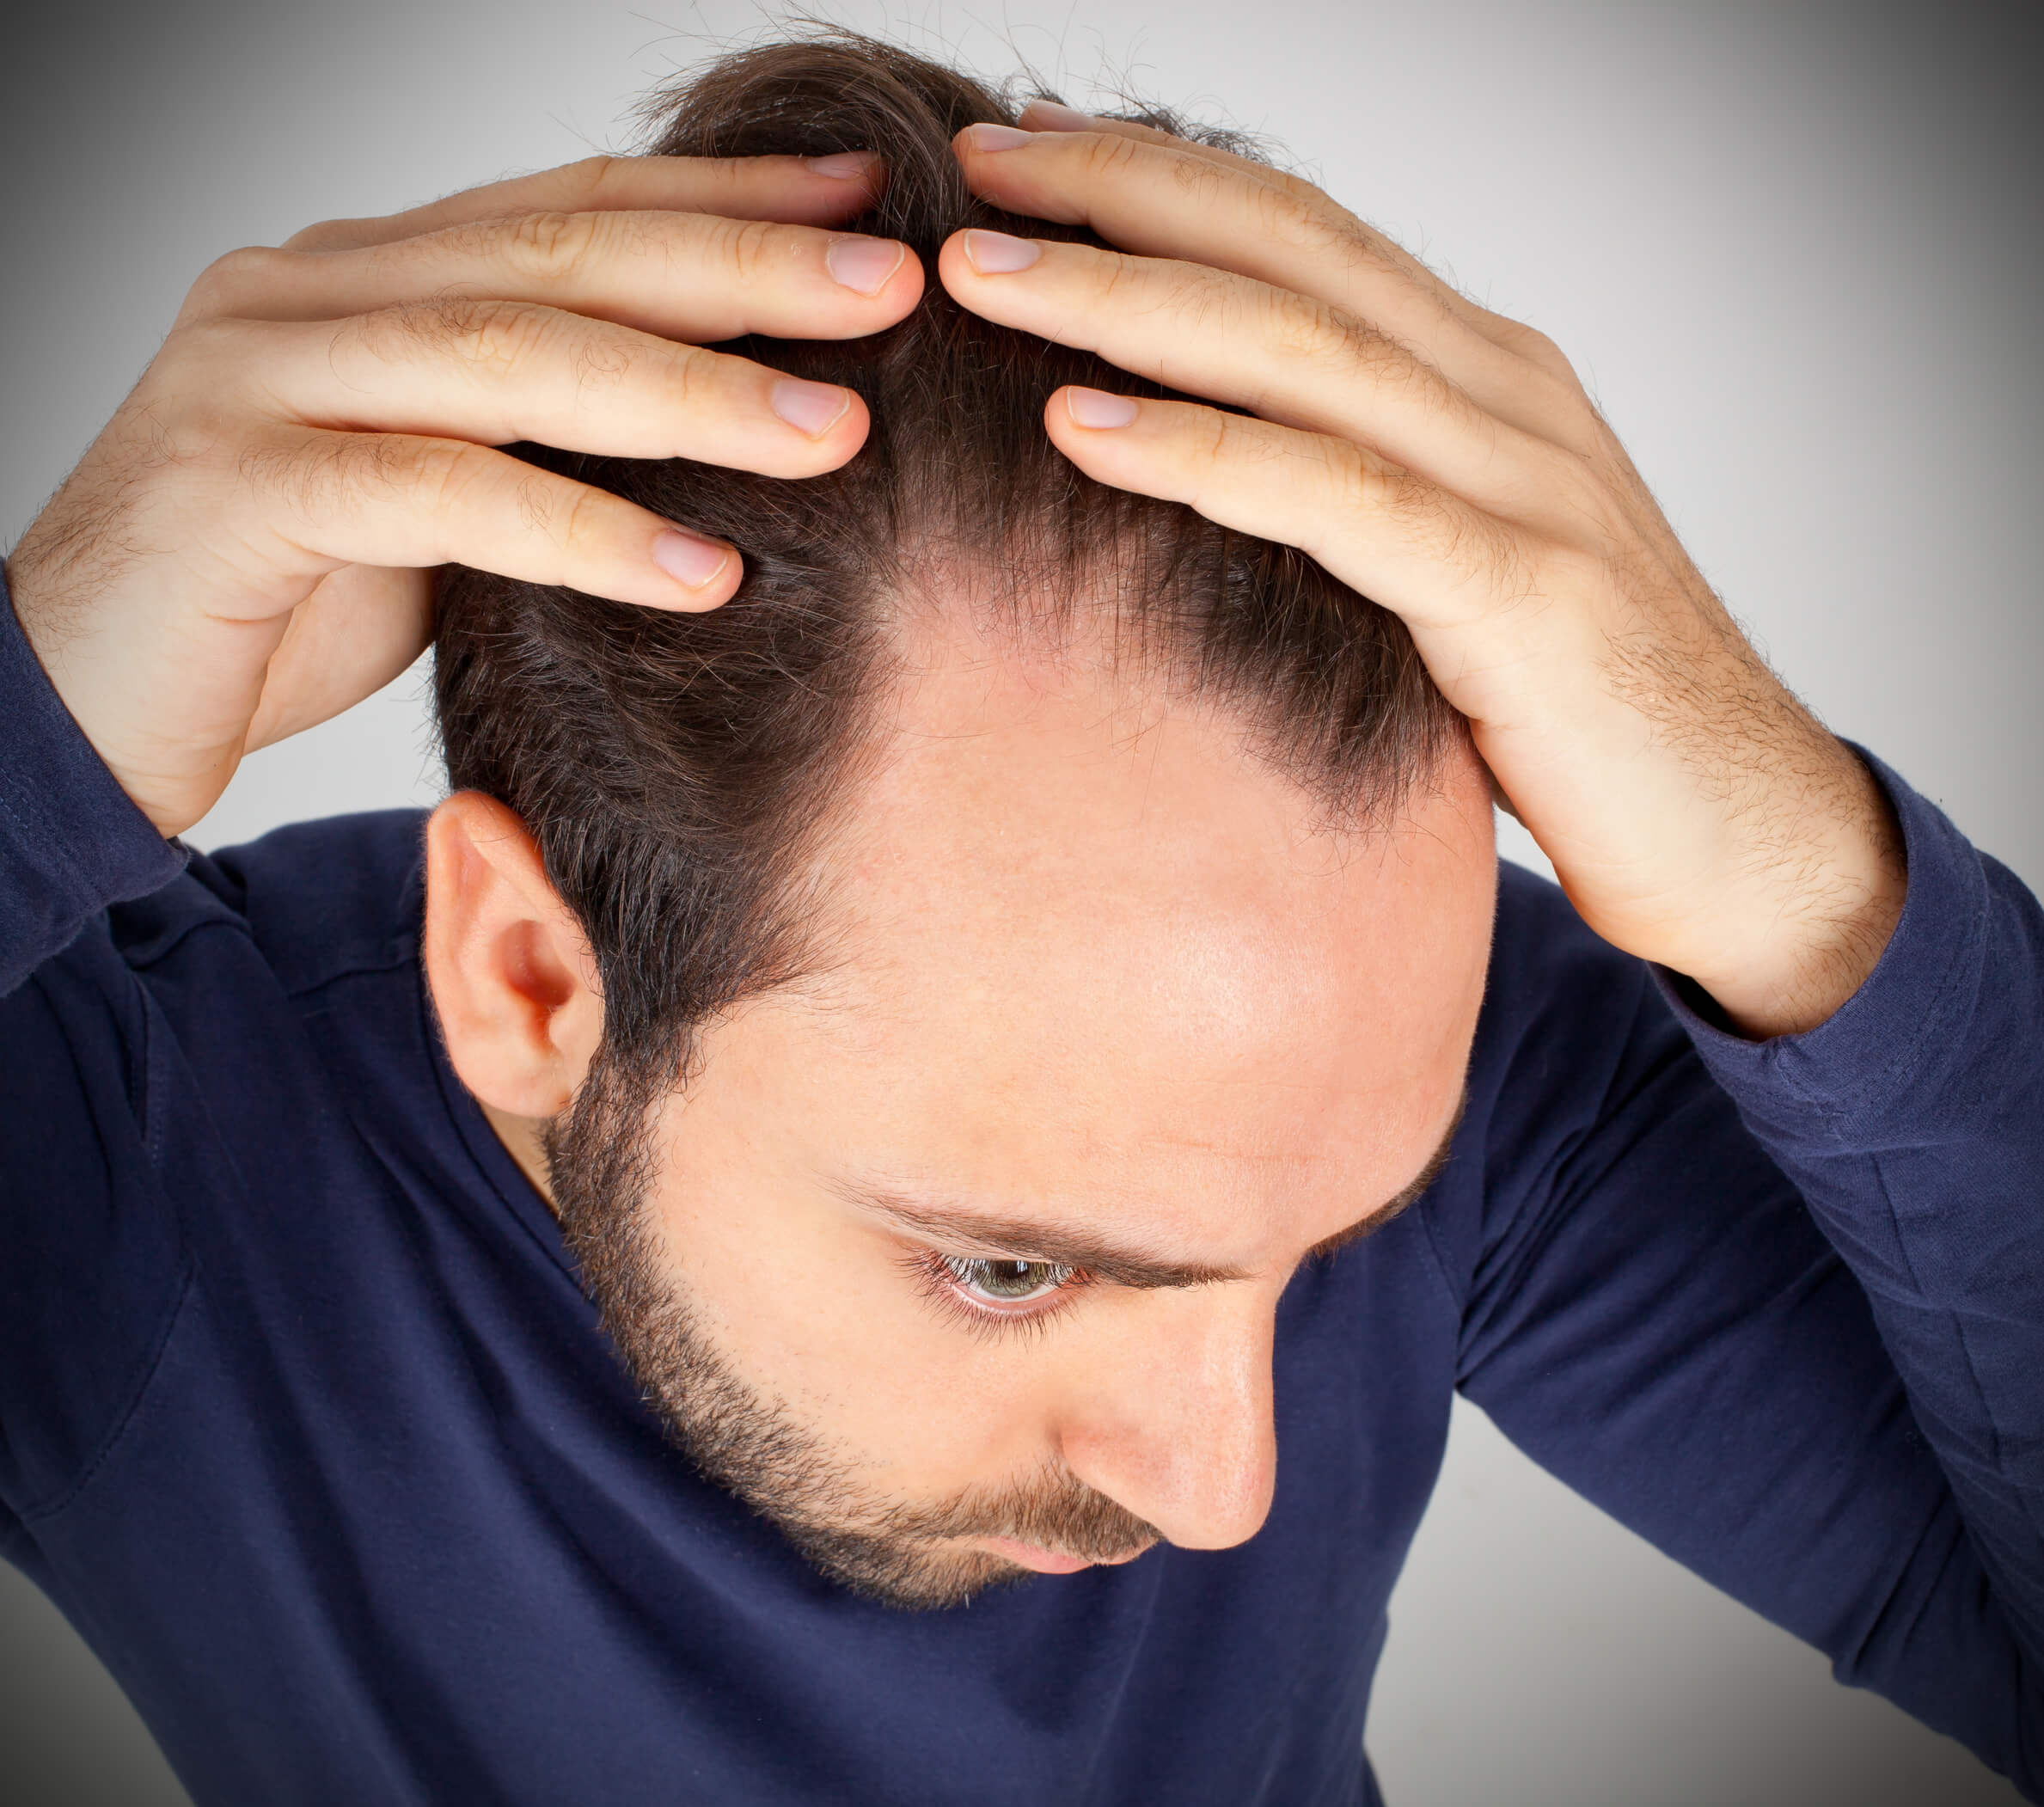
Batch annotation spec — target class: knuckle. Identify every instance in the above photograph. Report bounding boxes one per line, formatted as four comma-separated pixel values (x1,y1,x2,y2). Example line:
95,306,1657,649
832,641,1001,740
568,328,639,399
1086,131,1149,183
1325,215,1412,291
1284,295,1403,388
1499,319,1580,387
550,479,612,553
1163,145,1232,206
414,438,532,537
1260,179,1370,267
1204,408,1246,469
501,206,603,284
123,331,255,468
456,297,560,378
656,341,713,409
414,438,499,512
707,213,780,284
556,153,627,208
362,295,552,379
278,217,356,254
1332,439,1405,518
181,245,285,320
150,314,232,388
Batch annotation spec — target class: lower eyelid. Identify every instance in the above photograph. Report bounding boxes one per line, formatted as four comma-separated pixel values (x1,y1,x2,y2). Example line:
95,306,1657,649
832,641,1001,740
928,1253,1087,1319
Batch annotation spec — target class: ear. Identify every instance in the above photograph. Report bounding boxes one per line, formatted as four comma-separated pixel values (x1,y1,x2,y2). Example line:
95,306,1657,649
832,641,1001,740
422,792,604,1123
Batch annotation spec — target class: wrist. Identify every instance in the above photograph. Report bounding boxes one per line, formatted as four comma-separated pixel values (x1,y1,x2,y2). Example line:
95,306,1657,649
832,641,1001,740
1682,748,1908,1039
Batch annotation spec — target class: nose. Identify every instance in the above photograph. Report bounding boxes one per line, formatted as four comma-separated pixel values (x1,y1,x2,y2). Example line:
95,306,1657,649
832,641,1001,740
1056,1285,1279,1552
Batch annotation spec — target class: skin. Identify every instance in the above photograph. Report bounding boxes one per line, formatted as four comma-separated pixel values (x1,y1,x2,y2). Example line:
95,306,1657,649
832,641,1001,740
425,611,1494,1600
3,93,1906,1591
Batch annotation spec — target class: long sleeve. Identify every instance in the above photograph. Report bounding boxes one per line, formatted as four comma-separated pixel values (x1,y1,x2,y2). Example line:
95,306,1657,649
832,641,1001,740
1663,750,2044,1679
0,565,192,1519
1447,753,2044,1797
0,566,186,995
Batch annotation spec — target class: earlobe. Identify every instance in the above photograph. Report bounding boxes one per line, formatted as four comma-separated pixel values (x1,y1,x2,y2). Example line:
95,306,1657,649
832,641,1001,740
422,793,603,1121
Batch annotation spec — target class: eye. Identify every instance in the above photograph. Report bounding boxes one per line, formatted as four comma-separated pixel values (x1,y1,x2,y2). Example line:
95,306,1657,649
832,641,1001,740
940,1254,1077,1306
899,1248,1094,1342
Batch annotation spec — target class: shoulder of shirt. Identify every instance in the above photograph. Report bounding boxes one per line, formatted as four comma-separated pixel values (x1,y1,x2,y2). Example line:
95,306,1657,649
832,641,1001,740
105,809,431,1000
1480,855,1675,1102
1490,855,1643,1000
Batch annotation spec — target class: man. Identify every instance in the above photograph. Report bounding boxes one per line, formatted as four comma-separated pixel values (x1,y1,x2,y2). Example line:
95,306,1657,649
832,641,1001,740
2,33,2039,1806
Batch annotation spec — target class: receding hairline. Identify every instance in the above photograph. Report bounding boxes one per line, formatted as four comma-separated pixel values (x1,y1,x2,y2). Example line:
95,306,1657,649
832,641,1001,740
432,28,1463,1090
701,576,1478,1041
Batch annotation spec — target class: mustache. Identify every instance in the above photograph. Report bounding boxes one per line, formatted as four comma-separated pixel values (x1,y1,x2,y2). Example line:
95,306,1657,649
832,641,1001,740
776,1467,1161,1609
872,1462,1163,1565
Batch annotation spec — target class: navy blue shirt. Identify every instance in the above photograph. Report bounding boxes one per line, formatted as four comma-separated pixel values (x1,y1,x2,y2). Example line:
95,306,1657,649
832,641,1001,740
2,573,2040,1804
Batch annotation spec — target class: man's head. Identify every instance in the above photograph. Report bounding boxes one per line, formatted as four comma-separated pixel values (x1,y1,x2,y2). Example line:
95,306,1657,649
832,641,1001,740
424,33,1496,1608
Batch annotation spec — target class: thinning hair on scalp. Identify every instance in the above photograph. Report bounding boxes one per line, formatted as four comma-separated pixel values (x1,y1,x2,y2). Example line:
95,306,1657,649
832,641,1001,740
432,29,1464,1118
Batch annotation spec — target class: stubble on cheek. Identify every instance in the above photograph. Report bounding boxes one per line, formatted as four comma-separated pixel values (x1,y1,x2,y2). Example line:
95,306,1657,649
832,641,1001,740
539,1048,1157,1610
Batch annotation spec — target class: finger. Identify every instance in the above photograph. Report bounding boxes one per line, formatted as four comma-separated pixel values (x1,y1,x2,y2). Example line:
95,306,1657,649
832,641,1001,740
282,150,887,254
1018,101,1317,197
1012,107,1586,401
242,563,433,752
188,210,921,344
1040,386,1524,645
1015,104,1570,371
994,113,1488,340
939,230,1574,522
219,301,867,476
236,426,743,615
958,120,1586,447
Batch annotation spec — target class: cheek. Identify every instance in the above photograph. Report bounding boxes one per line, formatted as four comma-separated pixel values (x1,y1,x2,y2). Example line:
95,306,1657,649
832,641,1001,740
640,1093,1067,1488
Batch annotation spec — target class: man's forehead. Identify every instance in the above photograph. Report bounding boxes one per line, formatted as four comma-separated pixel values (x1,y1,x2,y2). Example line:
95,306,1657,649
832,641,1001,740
822,1080,1471,1288
831,613,1485,931
715,609,1498,1250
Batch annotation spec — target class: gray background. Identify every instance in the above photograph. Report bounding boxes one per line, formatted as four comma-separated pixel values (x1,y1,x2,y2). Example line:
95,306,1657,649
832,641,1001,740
3,1,2038,1801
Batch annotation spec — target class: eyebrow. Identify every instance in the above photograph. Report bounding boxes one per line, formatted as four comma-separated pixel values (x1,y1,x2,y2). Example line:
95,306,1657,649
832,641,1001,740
829,1084,1468,1292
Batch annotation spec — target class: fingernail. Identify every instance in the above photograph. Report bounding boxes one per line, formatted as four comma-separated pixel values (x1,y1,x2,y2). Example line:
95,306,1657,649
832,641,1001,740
825,234,906,296
1066,387,1139,429
770,377,851,438
963,229,1042,275
652,528,731,589
962,123,1035,153
1022,100,1097,133
805,150,880,179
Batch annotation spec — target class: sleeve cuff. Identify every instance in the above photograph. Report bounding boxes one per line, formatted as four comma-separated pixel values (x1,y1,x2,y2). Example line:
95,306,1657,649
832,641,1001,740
0,564,187,972
1649,743,1996,1149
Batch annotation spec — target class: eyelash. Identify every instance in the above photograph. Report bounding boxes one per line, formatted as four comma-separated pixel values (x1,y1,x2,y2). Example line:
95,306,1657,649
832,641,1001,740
899,1249,1095,1344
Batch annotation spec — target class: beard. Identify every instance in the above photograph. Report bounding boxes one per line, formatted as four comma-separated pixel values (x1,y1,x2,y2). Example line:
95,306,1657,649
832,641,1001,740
541,1045,1160,1611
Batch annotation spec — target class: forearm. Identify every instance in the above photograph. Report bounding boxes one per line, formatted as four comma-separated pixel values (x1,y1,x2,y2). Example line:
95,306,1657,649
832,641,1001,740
1661,748,2044,1663
0,564,184,996
1674,732,1910,1039
1458,840,2043,1793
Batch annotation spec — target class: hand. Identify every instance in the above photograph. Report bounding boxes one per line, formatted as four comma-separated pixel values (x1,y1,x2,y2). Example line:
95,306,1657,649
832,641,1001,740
5,151,922,841
941,107,1906,1038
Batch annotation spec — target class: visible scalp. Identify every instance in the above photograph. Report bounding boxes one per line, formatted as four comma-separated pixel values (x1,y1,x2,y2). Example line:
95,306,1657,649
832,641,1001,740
434,26,1464,1103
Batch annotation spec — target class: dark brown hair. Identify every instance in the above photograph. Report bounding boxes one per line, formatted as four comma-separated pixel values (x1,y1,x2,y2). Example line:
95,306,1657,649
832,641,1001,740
432,29,1460,1110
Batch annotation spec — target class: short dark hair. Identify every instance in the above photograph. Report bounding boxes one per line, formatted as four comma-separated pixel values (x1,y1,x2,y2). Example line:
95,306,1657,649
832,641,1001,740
432,29,1462,1106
